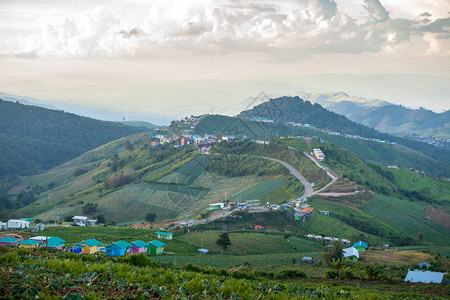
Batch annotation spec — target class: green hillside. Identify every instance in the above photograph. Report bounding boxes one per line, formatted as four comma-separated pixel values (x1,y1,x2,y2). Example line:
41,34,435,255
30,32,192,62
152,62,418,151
0,99,145,177
195,114,450,177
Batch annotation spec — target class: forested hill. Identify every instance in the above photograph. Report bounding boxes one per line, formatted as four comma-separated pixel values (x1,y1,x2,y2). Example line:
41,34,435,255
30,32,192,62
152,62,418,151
236,96,450,166
0,99,145,177
238,96,389,138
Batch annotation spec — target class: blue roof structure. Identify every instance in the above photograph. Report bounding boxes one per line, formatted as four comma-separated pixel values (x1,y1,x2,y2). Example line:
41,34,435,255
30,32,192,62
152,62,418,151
198,248,209,254
107,241,132,250
405,270,446,283
48,237,66,244
149,240,166,248
418,262,431,269
155,232,173,236
352,241,368,249
18,239,40,246
132,240,149,248
0,237,19,243
80,239,103,247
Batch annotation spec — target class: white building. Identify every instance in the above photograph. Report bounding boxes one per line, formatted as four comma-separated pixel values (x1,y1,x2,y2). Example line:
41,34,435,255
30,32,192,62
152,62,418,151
7,219,29,229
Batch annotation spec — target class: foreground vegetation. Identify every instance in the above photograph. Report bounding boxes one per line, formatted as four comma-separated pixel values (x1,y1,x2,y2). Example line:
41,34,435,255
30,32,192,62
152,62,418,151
0,247,448,299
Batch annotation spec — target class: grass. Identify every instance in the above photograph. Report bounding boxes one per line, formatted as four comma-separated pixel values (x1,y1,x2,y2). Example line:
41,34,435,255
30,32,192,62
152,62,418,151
363,195,450,246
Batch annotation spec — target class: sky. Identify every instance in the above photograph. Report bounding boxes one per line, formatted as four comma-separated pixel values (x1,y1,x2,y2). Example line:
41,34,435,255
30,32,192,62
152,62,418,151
0,0,449,123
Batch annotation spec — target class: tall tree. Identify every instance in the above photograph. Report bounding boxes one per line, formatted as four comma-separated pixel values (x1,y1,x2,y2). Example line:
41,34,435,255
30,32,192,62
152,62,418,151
216,232,231,254
146,212,157,224
417,232,423,245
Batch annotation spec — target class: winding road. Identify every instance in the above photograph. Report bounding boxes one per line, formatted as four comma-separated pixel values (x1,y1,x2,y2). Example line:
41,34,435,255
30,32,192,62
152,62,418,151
262,157,314,199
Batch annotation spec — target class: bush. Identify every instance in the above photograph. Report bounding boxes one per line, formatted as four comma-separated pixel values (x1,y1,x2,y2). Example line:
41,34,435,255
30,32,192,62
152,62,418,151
325,270,339,279
276,269,306,279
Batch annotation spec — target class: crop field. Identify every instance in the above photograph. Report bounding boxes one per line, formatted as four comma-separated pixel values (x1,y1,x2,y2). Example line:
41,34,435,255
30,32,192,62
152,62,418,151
363,249,434,267
391,169,450,203
151,252,322,269
302,214,377,241
190,171,229,189
178,231,306,255
146,183,206,198
363,195,450,246
158,155,211,185
227,178,285,203
94,183,199,222
3,249,442,299
181,175,258,215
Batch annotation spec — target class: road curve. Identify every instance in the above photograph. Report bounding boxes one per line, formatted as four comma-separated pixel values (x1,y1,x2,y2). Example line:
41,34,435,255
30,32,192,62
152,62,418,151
262,157,314,199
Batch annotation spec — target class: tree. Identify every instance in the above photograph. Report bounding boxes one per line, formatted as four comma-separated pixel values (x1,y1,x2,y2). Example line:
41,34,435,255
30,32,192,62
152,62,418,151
63,215,74,222
145,212,157,224
124,140,134,152
323,242,344,266
216,232,231,254
96,214,106,224
82,203,98,215
417,232,423,245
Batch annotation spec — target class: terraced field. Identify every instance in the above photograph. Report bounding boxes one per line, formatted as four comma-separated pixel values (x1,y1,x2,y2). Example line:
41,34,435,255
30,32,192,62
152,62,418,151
158,156,211,185
227,178,286,203
94,183,199,222
363,195,450,246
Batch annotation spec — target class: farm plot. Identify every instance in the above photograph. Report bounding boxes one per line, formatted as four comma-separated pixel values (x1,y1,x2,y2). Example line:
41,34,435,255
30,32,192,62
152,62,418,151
177,231,297,255
363,195,450,246
158,155,211,185
302,214,369,240
227,178,285,203
180,176,258,215
94,183,199,222
151,252,322,269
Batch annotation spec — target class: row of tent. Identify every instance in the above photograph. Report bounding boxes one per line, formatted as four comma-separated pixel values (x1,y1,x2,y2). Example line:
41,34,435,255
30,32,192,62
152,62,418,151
0,236,167,256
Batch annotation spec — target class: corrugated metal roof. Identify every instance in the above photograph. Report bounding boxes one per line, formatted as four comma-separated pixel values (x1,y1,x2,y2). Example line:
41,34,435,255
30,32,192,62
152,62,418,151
18,239,40,245
155,232,173,235
81,239,103,247
149,240,166,248
109,241,132,249
132,240,149,248
343,247,359,258
405,270,446,283
0,237,19,243
352,241,368,248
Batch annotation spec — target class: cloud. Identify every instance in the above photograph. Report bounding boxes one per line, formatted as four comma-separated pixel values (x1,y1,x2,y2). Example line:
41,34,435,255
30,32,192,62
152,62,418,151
0,0,449,59
363,0,390,22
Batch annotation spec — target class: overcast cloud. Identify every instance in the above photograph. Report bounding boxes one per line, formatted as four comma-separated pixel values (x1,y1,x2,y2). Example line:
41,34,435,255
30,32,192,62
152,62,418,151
0,0,449,59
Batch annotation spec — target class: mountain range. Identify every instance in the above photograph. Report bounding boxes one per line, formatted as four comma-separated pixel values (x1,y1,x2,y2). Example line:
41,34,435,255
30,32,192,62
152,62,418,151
296,91,450,139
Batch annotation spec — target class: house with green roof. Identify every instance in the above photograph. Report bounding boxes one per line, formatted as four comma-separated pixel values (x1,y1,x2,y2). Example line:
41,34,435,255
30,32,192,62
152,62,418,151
18,239,40,248
155,232,173,240
40,237,65,249
106,241,132,256
130,240,148,254
0,237,19,246
77,239,103,254
147,240,166,255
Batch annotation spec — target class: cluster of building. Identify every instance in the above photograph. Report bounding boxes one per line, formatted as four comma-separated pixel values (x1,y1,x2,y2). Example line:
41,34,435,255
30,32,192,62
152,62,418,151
305,234,351,244
313,148,325,161
248,117,274,123
0,218,33,230
342,241,368,262
0,231,175,257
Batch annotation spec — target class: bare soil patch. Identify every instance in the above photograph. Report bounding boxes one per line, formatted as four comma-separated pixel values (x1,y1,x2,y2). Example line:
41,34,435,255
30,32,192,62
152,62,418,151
424,206,450,230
